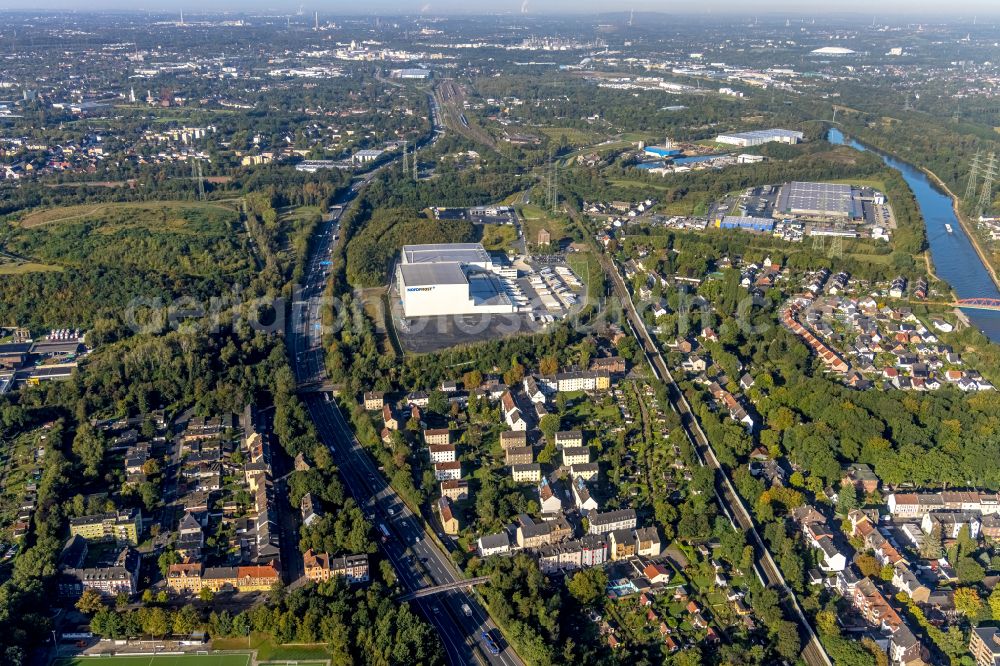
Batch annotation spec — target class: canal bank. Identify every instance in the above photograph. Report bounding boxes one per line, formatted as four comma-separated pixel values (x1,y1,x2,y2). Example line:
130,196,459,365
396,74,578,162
828,128,1000,342
920,167,1000,292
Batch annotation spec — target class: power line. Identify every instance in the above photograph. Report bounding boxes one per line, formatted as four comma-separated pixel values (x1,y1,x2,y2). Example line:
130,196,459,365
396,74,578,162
547,149,558,212
966,149,982,203
977,152,996,215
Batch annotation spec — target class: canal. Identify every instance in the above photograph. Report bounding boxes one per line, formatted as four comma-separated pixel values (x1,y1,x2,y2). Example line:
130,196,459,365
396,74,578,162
828,128,1000,342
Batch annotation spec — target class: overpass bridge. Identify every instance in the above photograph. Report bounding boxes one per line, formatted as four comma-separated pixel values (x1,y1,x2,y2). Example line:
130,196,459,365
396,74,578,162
295,380,340,394
396,576,491,602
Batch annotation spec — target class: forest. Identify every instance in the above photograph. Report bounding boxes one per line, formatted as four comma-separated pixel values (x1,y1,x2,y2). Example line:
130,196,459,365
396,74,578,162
83,581,443,666
345,207,476,287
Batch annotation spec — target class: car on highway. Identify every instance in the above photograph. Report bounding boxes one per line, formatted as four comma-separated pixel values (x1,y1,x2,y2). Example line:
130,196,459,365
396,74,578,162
482,631,500,656
462,604,472,617
387,507,395,516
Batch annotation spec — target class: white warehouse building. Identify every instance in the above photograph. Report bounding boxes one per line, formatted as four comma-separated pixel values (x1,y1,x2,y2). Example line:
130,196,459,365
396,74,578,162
715,129,804,147
396,243,517,318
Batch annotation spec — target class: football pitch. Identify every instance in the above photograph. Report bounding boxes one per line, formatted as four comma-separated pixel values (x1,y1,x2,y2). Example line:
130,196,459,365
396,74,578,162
57,655,251,666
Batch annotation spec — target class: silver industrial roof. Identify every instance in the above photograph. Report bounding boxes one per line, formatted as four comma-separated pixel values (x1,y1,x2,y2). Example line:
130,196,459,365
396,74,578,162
718,129,804,140
398,262,469,287
402,243,491,265
778,181,856,217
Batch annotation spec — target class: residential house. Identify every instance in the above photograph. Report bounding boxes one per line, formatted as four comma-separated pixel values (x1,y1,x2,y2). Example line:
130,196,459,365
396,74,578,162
505,446,533,465
635,527,662,558
382,404,399,431
842,463,880,495
523,376,546,404
970,626,1000,666
437,497,460,535
440,479,469,502
60,547,140,598
536,534,607,573
572,477,599,514
539,477,562,515
303,551,369,585
434,461,462,481
68,509,142,545
591,356,626,375
300,493,323,527
429,445,456,464
609,529,636,560
921,511,982,540
517,521,554,549
166,562,205,594
644,563,671,585
424,428,451,446
555,430,583,450
892,564,931,604
500,430,527,450
478,533,511,557
363,392,384,410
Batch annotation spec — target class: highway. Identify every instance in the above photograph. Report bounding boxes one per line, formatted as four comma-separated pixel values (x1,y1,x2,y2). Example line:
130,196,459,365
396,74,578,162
284,110,522,666
594,247,832,666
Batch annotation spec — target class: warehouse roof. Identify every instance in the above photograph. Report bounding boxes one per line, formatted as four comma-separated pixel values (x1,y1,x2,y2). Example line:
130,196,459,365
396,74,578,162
718,129,803,142
402,243,491,265
398,262,469,287
777,181,857,217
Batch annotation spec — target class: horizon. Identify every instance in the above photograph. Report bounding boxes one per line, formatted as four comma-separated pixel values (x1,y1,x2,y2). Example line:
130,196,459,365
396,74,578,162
0,3,998,19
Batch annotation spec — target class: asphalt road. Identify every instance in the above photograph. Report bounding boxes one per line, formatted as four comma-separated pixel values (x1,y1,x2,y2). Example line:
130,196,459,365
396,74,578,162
597,247,832,666
284,135,523,665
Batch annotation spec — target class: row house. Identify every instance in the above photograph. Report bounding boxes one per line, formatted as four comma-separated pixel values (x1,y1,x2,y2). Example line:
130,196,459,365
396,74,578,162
891,564,931,604
536,534,608,573
523,376,547,404
588,509,638,535
852,577,924,665
554,370,610,392
59,547,140,598
562,446,591,467
849,511,907,568
792,506,847,572
887,491,1000,518
512,463,542,483
571,462,599,481
429,444,456,464
303,550,369,584
573,477,599,514
538,477,562,515
189,563,281,593
921,511,982,540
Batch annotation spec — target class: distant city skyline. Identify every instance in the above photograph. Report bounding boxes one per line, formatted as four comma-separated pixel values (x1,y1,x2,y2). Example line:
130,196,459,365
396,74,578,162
0,1,998,17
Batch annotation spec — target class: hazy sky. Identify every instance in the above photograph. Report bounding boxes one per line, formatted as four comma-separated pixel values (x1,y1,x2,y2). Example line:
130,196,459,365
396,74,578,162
0,0,997,15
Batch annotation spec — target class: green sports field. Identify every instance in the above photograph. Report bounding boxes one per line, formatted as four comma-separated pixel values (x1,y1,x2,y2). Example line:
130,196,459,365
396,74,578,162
56,655,250,666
